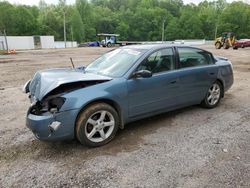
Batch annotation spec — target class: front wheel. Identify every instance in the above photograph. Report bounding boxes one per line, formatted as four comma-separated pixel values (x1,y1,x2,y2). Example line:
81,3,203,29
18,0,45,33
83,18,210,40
215,42,222,49
201,81,223,108
76,103,119,147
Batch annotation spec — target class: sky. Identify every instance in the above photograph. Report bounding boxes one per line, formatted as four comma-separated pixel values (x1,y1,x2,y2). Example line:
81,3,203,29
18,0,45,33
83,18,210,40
3,0,248,6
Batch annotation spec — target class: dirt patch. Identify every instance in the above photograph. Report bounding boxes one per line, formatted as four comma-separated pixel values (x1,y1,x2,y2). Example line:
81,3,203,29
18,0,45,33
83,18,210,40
0,58,31,64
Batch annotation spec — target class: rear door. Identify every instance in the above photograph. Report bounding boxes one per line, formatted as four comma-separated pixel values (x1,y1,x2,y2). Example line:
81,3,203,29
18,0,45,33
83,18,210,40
176,47,218,104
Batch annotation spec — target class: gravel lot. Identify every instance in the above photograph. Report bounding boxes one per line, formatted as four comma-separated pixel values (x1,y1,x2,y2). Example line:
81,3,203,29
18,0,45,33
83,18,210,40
0,45,249,188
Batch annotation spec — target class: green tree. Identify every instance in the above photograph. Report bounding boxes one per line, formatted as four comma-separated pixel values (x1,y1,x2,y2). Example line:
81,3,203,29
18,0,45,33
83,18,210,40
197,1,218,39
76,0,96,41
178,5,204,39
14,6,38,35
218,2,250,38
165,17,182,40
70,9,85,43
0,2,15,35
37,5,64,40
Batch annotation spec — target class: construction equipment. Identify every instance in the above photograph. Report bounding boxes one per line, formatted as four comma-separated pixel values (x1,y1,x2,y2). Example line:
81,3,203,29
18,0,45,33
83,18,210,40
214,32,236,49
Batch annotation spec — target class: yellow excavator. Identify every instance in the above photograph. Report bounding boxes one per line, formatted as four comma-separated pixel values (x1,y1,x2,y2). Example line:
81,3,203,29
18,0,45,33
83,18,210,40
215,32,236,49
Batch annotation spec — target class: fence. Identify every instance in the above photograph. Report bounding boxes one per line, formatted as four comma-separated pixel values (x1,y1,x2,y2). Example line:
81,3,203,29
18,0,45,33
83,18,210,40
55,41,78,48
0,35,77,50
0,37,4,50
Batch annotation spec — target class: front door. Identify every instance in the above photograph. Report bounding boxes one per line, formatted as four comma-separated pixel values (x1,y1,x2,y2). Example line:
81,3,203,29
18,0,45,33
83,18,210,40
127,48,180,118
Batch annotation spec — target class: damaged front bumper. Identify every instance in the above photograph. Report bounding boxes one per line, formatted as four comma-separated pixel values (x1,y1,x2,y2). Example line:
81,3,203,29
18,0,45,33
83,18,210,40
26,108,79,141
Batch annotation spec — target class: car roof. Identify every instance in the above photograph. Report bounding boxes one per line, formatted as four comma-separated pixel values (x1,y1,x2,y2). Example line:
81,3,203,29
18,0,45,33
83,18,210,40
121,43,211,53
120,43,213,56
121,43,189,50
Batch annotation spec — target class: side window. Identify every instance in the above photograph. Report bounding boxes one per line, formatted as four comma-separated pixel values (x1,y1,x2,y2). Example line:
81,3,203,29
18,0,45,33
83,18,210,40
178,47,214,68
137,48,175,74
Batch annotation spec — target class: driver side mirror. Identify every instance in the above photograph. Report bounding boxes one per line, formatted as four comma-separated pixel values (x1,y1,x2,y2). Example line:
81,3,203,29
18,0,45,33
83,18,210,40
132,70,152,78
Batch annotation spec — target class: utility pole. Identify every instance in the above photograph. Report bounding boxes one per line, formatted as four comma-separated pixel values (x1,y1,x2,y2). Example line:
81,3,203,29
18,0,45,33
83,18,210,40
64,11,66,48
214,24,218,40
3,30,8,52
162,20,165,43
71,26,74,47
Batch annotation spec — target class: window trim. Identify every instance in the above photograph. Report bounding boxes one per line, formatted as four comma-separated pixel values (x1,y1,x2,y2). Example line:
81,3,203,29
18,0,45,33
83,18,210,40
130,47,177,78
175,46,216,69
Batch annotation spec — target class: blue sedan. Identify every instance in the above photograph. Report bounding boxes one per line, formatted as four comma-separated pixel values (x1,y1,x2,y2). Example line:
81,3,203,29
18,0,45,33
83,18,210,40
23,44,234,147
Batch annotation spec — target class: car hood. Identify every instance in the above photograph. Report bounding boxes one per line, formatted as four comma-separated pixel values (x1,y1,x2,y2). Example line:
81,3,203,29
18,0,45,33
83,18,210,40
28,68,112,102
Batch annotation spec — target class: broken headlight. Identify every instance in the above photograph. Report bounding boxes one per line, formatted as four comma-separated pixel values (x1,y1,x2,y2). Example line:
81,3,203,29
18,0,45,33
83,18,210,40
30,97,66,115
48,97,66,112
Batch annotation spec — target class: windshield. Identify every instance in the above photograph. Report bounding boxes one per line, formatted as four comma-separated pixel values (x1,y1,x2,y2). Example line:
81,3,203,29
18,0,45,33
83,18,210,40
85,48,145,77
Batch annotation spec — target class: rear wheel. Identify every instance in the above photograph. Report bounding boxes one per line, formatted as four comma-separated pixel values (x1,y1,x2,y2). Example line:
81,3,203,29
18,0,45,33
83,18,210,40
76,103,119,147
107,43,112,48
201,81,223,108
233,46,238,50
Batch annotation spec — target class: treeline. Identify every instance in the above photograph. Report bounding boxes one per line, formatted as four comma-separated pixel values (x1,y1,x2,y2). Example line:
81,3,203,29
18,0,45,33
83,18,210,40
0,0,250,43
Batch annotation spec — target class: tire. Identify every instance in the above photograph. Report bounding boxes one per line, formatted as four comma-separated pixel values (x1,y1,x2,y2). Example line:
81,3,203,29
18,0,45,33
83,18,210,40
215,42,222,49
201,81,223,108
233,46,238,50
76,103,119,147
107,43,112,48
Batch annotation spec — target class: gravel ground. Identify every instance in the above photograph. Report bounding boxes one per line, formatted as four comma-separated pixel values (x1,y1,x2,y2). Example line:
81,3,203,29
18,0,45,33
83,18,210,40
0,46,249,188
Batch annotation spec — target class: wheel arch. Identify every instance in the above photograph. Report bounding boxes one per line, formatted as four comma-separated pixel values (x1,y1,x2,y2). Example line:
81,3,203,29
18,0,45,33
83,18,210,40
74,98,124,137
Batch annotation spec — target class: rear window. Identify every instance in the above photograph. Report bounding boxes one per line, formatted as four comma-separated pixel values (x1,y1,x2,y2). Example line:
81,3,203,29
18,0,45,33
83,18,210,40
178,47,214,68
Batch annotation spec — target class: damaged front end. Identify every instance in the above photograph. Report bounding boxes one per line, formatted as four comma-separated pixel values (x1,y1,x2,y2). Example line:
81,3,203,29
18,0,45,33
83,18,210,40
29,96,66,116
24,68,112,141
26,104,79,141
26,93,72,140
29,95,65,133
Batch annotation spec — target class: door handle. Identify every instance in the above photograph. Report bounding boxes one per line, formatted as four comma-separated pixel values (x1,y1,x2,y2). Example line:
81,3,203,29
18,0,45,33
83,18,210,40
170,80,177,84
209,72,215,75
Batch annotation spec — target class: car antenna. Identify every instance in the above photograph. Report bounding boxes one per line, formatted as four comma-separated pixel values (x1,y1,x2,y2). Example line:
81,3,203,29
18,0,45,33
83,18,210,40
70,57,75,68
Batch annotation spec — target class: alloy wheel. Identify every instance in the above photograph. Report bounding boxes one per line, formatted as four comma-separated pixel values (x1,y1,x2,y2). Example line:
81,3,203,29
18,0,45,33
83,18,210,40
207,83,221,106
84,110,115,143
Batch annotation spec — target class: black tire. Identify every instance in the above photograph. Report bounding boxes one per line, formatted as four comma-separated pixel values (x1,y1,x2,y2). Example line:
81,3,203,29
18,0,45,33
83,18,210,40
201,81,223,108
215,42,222,49
76,103,119,147
107,43,112,48
233,46,238,50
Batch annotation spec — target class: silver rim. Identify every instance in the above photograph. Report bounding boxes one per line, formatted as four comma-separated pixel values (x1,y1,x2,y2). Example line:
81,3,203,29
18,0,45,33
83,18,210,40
207,83,221,106
85,110,115,143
